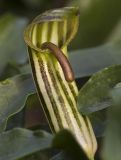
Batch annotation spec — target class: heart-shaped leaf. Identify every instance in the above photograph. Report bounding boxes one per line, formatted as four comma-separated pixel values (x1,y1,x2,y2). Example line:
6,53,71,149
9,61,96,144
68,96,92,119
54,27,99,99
0,128,87,160
0,74,35,132
0,14,28,74
69,43,121,78
50,152,70,160
0,128,52,160
77,64,121,115
102,83,121,160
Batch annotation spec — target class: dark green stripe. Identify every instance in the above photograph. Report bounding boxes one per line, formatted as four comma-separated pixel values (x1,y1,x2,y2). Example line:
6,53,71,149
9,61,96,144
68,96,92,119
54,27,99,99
47,21,53,42
28,47,55,133
37,54,63,130
56,70,77,102
55,69,88,140
34,22,49,48
36,23,43,48
68,83,78,100
57,21,66,48
47,60,74,130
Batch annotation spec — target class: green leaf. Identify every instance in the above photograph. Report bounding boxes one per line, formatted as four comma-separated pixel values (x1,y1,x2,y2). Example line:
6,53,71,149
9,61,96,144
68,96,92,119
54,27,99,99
0,14,28,75
88,110,107,137
77,65,121,115
0,128,52,160
52,130,87,160
50,152,70,160
11,42,121,80
102,83,121,160
0,62,21,81
0,74,35,132
70,0,121,49
20,151,48,160
0,128,87,160
69,43,121,78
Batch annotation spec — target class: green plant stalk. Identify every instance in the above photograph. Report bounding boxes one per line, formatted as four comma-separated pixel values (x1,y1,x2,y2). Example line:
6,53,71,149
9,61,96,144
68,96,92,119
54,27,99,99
24,7,97,159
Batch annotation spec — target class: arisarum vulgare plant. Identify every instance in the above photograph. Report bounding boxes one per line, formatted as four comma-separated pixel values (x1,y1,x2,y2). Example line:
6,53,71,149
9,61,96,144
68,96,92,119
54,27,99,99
24,7,97,160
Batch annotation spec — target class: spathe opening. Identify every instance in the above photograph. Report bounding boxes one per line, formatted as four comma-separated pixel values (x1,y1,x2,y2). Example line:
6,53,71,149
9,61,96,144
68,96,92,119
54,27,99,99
24,7,79,52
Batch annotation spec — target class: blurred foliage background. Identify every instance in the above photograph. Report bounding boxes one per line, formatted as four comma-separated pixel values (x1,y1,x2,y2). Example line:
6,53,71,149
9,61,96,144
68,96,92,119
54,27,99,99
0,0,121,160
1,0,121,78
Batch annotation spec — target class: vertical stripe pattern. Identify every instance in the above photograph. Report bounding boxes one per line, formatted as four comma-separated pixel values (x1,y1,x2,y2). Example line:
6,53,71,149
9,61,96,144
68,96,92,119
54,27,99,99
24,7,97,160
